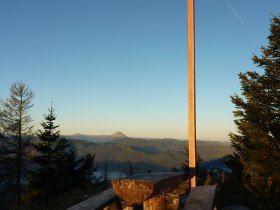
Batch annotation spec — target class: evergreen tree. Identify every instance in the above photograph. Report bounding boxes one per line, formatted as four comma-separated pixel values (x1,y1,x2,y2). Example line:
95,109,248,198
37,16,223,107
123,161,136,177
26,105,60,200
27,105,96,201
0,82,33,205
34,105,59,168
103,160,108,183
229,16,280,209
181,147,202,176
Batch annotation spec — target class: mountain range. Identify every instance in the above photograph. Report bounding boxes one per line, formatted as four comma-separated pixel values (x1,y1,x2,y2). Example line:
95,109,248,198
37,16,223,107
65,132,233,173
66,131,127,143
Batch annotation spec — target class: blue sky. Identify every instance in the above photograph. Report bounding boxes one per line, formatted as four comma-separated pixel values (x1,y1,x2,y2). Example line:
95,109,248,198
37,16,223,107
0,0,279,141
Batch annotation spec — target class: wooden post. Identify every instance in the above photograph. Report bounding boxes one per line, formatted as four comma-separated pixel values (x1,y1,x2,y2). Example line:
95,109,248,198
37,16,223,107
187,0,197,187
183,185,216,210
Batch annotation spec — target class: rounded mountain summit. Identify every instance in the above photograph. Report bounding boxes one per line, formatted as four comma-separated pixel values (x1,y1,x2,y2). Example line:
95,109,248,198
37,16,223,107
111,131,127,139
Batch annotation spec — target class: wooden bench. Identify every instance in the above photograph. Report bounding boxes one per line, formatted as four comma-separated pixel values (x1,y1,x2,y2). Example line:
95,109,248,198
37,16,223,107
111,172,189,210
66,172,188,210
183,185,216,210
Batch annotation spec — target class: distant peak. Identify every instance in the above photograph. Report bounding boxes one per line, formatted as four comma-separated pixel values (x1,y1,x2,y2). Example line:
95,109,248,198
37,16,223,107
111,131,127,138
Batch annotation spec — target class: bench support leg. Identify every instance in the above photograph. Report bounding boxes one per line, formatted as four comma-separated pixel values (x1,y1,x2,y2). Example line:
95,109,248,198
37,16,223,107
143,194,165,210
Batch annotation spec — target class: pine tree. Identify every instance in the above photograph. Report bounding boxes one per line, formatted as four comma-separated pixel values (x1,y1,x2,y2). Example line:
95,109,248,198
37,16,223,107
0,82,33,205
229,16,280,209
123,161,136,177
181,147,202,176
26,105,60,200
34,105,59,168
27,105,96,201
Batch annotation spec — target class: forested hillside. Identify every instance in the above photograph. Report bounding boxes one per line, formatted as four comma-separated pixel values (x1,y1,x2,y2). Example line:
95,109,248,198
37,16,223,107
67,132,233,172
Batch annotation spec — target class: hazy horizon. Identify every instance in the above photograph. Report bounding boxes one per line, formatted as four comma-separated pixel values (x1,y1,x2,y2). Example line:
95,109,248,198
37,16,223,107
62,131,231,142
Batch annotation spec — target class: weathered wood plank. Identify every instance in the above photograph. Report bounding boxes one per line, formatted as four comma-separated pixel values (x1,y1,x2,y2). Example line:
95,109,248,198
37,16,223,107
66,188,117,210
183,185,216,210
111,172,185,205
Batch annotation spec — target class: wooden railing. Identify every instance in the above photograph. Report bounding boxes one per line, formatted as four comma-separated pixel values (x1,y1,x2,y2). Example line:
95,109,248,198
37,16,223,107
67,172,215,210
66,188,118,210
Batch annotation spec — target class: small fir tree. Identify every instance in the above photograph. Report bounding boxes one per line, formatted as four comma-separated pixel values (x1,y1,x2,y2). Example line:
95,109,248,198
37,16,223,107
123,161,136,177
181,147,202,176
103,160,108,183
34,105,59,168
27,105,96,201
229,16,280,209
26,105,60,200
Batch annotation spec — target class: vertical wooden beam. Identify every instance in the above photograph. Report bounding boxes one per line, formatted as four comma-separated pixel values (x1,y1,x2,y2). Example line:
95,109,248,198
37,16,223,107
187,0,197,187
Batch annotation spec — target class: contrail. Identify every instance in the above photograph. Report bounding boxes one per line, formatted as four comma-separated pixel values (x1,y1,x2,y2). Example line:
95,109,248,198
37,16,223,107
225,0,244,24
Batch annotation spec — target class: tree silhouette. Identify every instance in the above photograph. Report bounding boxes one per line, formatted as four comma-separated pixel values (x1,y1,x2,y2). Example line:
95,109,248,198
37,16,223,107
123,161,136,177
229,16,280,209
181,147,202,176
0,82,33,205
26,105,96,201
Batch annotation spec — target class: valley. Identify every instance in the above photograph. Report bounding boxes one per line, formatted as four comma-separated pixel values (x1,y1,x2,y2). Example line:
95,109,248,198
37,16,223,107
66,132,233,173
